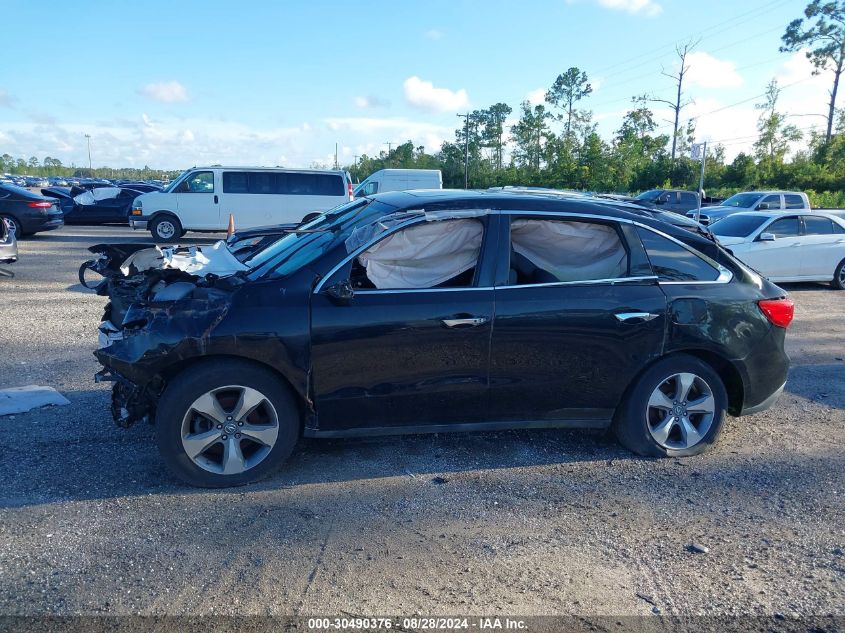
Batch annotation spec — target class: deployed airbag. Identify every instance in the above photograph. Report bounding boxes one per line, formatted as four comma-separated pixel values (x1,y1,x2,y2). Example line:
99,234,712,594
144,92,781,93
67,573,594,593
73,186,121,205
511,219,626,282
358,219,483,289
163,240,249,275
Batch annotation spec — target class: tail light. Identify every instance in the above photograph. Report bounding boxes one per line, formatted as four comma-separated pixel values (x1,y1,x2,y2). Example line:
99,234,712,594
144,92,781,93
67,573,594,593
348,181,354,200
758,297,794,328
28,201,52,208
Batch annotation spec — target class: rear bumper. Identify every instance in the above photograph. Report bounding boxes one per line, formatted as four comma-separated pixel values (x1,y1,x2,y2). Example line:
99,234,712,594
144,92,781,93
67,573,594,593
21,214,64,233
739,381,785,416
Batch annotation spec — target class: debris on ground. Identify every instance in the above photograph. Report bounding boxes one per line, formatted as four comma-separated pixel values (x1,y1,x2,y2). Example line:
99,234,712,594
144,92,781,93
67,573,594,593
0,386,71,416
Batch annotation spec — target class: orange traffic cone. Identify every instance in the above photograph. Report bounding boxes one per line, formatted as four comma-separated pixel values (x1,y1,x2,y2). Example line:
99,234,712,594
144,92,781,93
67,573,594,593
227,213,235,238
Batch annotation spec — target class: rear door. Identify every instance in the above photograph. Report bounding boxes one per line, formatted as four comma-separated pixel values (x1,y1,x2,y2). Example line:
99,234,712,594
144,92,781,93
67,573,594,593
799,215,845,278
488,214,666,425
175,170,220,229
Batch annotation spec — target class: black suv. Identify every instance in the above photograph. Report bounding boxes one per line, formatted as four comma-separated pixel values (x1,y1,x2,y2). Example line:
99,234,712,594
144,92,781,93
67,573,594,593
90,191,792,487
634,189,701,214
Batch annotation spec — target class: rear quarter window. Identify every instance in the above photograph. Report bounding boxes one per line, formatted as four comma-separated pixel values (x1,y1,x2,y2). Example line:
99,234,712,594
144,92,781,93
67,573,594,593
280,173,344,196
636,227,720,282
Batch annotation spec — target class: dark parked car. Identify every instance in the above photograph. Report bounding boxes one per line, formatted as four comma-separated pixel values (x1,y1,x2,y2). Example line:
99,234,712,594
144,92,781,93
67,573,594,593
0,183,64,236
88,190,793,487
634,189,701,214
42,185,143,224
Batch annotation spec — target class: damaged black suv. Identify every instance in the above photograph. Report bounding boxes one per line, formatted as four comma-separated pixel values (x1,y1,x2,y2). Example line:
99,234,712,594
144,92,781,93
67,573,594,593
87,190,793,487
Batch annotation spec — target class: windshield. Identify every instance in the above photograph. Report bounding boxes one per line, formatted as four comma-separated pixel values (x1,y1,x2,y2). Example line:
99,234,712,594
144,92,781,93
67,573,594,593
710,214,768,238
162,170,190,193
635,190,662,201
245,198,391,279
720,193,763,208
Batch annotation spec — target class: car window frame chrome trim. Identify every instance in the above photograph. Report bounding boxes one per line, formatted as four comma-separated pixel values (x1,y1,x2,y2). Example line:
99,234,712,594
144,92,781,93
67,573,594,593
313,209,732,295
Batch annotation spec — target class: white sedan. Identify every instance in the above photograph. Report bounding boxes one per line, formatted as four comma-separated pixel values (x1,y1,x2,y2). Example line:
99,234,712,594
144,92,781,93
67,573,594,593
711,211,845,289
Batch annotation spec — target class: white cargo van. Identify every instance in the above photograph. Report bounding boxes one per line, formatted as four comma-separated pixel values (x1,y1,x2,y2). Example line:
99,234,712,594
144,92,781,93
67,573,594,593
353,169,442,197
130,167,354,241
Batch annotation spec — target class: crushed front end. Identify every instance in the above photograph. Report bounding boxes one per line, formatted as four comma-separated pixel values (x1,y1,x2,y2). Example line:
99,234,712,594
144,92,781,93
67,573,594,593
84,242,246,428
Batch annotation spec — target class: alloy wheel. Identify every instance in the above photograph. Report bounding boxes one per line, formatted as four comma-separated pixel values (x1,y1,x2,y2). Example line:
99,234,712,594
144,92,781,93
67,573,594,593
180,385,280,475
646,372,715,450
838,262,845,286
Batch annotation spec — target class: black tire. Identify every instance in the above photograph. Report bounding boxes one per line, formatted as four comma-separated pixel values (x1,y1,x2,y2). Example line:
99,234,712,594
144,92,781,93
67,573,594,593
613,354,727,458
156,359,299,487
149,214,182,243
1,214,25,237
833,258,845,290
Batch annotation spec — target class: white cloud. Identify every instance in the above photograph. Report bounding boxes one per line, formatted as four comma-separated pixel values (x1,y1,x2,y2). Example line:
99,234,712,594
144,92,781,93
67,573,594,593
139,80,189,103
403,76,469,113
595,0,662,16
424,29,444,40
685,52,743,89
353,95,389,109
0,114,453,170
525,88,547,105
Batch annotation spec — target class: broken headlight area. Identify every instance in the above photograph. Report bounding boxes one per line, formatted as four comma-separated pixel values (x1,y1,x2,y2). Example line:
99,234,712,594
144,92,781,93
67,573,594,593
95,368,162,428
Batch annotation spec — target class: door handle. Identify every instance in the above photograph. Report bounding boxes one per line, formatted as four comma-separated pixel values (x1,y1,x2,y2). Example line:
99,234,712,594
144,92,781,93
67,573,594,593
442,317,488,328
213,195,219,204
615,312,659,323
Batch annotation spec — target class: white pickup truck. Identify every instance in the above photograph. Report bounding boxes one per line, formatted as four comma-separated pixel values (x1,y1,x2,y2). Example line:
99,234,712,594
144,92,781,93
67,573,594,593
687,191,810,225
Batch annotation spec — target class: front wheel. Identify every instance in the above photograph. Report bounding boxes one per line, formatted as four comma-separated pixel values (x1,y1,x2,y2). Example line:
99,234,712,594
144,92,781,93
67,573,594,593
156,360,300,487
1,214,23,237
614,354,727,458
149,215,182,242
833,258,845,290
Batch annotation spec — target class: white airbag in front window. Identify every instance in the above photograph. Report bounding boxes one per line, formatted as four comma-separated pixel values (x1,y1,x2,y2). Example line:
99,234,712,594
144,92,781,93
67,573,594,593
359,219,483,289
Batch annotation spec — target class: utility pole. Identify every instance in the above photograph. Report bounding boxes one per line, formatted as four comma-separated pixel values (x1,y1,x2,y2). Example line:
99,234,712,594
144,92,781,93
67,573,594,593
457,113,470,189
334,143,338,170
84,134,92,170
383,142,392,167
692,141,707,224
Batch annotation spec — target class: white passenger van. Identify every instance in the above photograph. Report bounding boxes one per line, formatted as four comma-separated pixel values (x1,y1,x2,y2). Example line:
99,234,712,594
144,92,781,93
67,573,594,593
130,167,354,241
353,169,442,197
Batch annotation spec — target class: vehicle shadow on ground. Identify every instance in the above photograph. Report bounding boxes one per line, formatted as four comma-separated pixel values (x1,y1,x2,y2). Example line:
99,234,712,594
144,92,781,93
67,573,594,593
2,386,642,508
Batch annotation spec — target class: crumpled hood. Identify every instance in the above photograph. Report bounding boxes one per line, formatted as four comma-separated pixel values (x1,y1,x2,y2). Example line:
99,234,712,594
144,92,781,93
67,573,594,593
117,240,248,277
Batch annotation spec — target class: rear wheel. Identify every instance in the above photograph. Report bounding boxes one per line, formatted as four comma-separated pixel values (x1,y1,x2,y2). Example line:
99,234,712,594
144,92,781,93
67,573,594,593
156,360,299,487
614,354,727,458
150,215,182,242
833,258,845,290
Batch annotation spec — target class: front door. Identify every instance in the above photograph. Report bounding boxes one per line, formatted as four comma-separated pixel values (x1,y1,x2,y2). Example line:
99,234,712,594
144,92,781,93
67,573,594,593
488,215,666,423
175,170,220,229
735,215,802,279
309,215,498,432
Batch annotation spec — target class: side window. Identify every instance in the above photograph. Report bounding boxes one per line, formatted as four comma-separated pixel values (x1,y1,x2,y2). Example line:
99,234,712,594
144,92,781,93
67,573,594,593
363,181,379,195
760,194,781,210
680,192,698,207
803,216,835,235
184,171,214,193
222,172,248,193
507,219,628,285
248,172,275,194
784,194,805,209
284,173,345,196
637,227,720,282
351,219,484,290
767,217,799,238
834,221,845,234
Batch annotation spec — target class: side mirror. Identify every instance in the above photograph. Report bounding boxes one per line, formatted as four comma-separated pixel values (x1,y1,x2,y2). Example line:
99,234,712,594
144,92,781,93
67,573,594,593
758,232,776,242
323,280,354,304
653,197,666,205
757,202,770,210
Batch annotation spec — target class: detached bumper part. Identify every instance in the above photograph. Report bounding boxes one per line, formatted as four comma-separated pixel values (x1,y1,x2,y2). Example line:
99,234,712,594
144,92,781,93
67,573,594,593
95,369,153,428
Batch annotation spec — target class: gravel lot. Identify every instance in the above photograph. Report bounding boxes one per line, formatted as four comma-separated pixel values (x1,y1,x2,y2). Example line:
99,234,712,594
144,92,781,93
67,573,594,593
0,225,843,618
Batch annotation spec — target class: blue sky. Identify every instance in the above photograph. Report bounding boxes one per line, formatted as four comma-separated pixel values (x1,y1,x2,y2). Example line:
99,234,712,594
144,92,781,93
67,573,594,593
0,0,827,169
